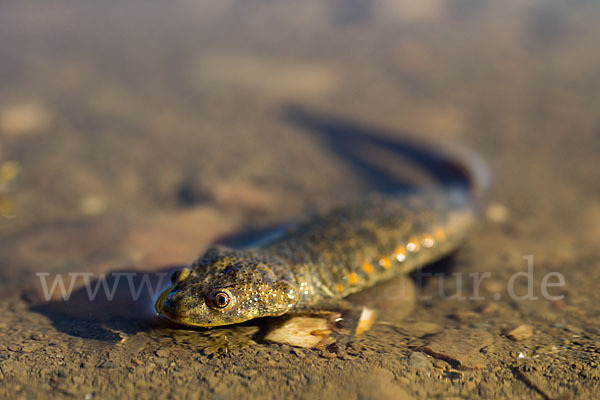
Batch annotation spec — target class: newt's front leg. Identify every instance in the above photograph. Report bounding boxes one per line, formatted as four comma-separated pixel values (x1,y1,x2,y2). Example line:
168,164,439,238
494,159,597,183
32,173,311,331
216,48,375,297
264,274,416,349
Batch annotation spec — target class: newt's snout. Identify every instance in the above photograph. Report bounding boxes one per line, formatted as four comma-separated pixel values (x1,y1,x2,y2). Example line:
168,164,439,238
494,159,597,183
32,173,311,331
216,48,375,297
155,287,193,320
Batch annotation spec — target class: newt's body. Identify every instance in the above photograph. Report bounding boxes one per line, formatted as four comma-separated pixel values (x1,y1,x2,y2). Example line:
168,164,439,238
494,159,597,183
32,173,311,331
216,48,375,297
155,120,488,328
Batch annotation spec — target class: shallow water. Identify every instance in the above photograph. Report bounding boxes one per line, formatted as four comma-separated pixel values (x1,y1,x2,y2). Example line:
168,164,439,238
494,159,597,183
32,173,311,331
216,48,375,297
1,1,600,398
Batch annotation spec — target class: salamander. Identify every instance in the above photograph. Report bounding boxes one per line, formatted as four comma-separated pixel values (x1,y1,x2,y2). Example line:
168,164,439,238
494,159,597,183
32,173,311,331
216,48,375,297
154,112,489,328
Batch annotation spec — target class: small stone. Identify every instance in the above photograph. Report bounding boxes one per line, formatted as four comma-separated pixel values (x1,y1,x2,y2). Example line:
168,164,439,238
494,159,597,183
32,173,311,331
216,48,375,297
290,348,305,358
356,367,415,400
265,360,277,367
265,316,332,348
409,352,433,375
552,299,566,310
397,322,443,337
535,345,560,356
7,344,21,352
155,357,168,366
481,280,504,294
486,203,509,223
451,311,479,321
80,195,107,216
99,361,117,369
422,329,493,370
155,349,169,358
20,343,37,353
0,102,52,136
478,303,499,314
131,358,143,365
506,325,533,341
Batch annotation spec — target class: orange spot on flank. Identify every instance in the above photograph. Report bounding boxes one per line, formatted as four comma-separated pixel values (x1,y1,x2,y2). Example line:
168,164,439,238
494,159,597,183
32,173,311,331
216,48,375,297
406,237,420,252
361,262,374,275
348,272,359,285
393,246,406,262
378,256,391,269
422,234,435,248
433,227,446,242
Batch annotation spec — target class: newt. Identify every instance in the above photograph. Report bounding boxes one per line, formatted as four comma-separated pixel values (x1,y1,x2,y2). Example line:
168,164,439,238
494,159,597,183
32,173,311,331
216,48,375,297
154,111,489,330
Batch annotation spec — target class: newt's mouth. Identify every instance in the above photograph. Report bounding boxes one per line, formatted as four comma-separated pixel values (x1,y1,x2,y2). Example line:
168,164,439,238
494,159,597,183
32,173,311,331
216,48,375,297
154,287,171,314
155,287,197,323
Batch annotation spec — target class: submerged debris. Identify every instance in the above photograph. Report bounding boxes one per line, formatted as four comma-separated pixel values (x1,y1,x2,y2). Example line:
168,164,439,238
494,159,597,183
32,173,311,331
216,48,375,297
506,324,533,341
264,315,334,349
265,307,378,349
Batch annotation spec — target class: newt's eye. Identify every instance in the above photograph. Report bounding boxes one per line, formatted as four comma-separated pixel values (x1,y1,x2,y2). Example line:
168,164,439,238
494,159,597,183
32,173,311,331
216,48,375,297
171,267,190,284
208,289,234,311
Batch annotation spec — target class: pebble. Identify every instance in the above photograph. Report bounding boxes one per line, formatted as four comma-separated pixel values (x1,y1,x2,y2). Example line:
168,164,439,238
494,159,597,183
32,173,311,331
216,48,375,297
99,361,117,369
7,344,21,352
155,357,168,366
422,329,493,370
409,352,433,375
0,102,52,136
486,203,509,223
478,303,499,314
397,322,443,337
21,343,37,353
451,311,480,321
506,324,533,341
155,349,169,358
80,195,108,215
290,348,305,358
264,316,332,348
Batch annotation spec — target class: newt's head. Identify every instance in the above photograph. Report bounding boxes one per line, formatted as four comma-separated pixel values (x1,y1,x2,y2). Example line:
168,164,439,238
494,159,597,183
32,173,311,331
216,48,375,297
155,246,299,327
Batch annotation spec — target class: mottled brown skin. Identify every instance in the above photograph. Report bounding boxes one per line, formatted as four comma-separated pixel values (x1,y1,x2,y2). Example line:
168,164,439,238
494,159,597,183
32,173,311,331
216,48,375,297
155,186,480,327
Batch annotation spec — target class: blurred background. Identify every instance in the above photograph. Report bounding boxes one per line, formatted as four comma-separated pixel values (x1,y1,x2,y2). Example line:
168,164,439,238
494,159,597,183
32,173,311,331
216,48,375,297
3,0,600,309
2,0,600,302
